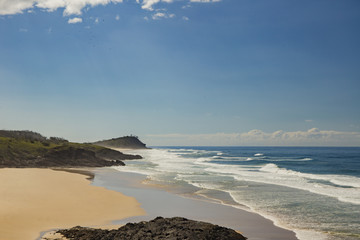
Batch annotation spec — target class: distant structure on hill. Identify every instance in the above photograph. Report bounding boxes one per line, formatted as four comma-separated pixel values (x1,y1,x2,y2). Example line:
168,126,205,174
93,135,148,149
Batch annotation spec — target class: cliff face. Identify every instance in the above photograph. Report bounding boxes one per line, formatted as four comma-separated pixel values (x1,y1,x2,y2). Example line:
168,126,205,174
57,217,247,240
0,131,142,168
93,136,148,149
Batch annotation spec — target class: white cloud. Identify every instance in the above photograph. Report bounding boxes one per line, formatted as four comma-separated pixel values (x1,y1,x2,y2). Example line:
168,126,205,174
182,16,189,21
305,119,314,122
19,28,28,32
0,0,123,16
139,0,220,11
0,0,221,16
0,0,34,15
115,14,119,20
152,11,174,20
140,0,173,11
68,17,82,24
140,0,160,10
94,17,99,23
145,128,360,146
152,12,164,19
190,0,221,2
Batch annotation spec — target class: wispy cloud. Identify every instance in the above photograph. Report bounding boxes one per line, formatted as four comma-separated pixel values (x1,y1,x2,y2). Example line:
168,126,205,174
0,0,221,18
152,12,175,20
182,4,191,9
0,0,124,16
68,17,82,24
140,0,174,11
145,128,360,146
190,0,221,2
140,0,220,11
182,16,189,21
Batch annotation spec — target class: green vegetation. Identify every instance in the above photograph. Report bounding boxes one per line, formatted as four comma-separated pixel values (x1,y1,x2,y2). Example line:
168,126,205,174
93,136,148,149
0,136,52,158
0,130,142,168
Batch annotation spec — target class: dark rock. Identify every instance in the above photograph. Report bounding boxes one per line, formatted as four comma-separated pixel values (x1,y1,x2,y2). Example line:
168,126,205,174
57,217,247,240
93,136,148,149
95,148,142,161
35,146,126,167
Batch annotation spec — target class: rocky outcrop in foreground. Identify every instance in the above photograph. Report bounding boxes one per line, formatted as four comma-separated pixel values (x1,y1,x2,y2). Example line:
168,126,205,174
57,217,247,240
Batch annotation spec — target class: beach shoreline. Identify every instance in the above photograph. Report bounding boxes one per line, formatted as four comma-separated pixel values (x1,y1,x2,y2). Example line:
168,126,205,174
114,146,360,240
92,167,298,240
0,168,145,240
0,166,298,240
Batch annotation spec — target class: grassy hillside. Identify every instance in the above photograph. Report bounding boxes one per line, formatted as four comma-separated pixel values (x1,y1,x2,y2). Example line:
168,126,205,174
0,131,142,168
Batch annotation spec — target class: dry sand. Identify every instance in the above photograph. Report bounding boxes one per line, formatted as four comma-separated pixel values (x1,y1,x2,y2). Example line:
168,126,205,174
0,168,145,240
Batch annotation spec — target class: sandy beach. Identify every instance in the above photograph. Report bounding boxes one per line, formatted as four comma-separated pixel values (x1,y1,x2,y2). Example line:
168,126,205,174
0,168,145,240
0,167,298,240
92,168,298,240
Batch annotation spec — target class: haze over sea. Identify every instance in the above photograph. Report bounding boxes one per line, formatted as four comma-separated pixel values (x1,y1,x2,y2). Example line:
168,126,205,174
115,147,360,240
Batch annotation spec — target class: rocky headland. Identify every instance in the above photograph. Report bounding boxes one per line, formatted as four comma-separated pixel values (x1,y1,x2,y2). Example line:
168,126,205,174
55,217,247,240
0,130,142,168
93,135,148,149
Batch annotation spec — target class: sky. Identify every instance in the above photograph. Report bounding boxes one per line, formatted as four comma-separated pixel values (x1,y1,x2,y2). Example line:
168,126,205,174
0,0,360,146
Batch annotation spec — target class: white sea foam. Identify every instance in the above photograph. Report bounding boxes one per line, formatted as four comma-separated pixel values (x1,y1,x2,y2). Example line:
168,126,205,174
192,160,360,205
120,149,360,205
114,148,360,240
260,163,360,188
294,229,328,240
183,182,329,240
227,191,329,240
271,157,313,162
248,157,314,162
256,163,360,204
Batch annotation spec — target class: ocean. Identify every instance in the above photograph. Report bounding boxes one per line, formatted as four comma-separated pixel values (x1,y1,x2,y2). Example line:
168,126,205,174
113,147,360,240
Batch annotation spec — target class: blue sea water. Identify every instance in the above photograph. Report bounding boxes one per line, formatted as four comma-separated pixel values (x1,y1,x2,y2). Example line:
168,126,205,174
113,147,360,240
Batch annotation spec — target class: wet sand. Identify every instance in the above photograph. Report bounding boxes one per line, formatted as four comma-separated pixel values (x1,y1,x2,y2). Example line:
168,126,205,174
0,167,298,240
92,168,298,240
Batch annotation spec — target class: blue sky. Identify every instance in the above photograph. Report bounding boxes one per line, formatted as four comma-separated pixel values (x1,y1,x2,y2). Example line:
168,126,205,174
0,0,360,146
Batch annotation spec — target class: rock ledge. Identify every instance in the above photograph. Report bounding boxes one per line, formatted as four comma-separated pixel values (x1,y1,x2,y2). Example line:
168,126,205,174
57,217,247,240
